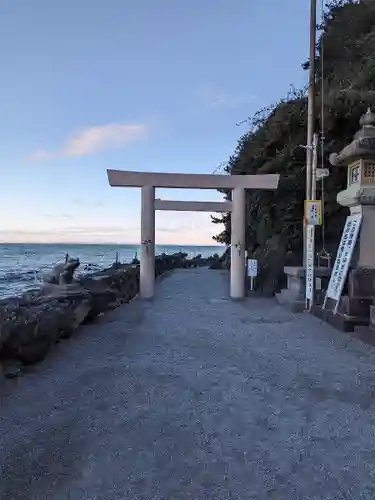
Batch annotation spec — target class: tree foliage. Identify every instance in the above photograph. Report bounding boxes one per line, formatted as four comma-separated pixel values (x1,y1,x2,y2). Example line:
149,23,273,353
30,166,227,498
212,0,375,293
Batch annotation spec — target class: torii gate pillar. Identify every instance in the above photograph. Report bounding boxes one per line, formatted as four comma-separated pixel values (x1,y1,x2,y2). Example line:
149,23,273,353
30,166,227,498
107,169,279,301
230,187,246,299
140,185,155,299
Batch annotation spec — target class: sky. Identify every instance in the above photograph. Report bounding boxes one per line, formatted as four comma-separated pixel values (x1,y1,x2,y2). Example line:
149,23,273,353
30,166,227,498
0,0,312,245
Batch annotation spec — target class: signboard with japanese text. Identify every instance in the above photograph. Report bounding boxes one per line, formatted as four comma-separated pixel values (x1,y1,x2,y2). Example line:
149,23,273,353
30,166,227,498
247,259,258,277
305,200,322,226
305,225,315,301
324,212,362,306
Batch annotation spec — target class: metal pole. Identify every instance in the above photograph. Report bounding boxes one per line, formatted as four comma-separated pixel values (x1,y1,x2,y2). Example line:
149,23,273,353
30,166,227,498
307,0,317,201
309,133,318,310
311,133,318,200
304,0,317,267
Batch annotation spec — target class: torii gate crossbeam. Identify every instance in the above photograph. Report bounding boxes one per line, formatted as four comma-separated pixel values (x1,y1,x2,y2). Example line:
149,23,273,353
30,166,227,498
107,169,279,300
155,199,233,212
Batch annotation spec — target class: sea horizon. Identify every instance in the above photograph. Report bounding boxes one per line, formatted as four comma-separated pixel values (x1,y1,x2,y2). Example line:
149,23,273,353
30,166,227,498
0,242,225,298
0,242,225,247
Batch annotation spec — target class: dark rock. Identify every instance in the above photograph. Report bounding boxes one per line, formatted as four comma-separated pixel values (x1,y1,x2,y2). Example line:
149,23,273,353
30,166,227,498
78,266,140,321
44,255,80,285
0,253,187,370
83,263,100,272
209,260,222,270
0,297,23,351
0,287,91,364
208,253,222,269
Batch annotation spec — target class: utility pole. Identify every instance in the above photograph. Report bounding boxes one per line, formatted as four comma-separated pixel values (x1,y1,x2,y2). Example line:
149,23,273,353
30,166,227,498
311,133,318,201
304,0,317,266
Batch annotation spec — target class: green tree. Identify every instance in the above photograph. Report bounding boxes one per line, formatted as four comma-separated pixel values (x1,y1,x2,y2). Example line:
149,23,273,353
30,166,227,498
212,0,375,294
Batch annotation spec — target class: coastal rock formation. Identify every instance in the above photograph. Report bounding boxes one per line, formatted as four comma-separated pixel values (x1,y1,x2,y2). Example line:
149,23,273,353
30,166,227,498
0,288,91,364
78,264,140,322
43,254,80,285
182,254,221,268
0,252,215,377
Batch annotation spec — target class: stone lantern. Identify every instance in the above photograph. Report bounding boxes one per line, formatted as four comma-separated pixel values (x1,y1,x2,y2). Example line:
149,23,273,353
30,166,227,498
327,108,375,329
330,108,375,269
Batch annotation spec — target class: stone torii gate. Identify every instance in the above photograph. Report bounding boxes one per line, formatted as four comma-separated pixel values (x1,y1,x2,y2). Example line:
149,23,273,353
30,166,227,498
107,169,279,299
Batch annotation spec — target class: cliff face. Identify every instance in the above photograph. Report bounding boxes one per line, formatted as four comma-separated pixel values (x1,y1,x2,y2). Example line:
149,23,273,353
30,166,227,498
212,0,375,295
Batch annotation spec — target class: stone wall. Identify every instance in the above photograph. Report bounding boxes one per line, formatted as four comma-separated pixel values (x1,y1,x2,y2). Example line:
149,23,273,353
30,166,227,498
0,253,204,379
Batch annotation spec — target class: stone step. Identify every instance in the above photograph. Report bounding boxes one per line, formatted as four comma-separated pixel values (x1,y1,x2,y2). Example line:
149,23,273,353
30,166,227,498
312,304,369,332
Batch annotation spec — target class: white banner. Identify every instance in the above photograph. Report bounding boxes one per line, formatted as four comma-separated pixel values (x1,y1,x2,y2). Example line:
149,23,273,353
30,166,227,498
325,212,362,302
247,259,258,277
306,225,315,300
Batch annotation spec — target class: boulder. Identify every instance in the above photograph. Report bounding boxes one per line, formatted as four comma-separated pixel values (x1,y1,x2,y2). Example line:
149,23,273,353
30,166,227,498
78,265,140,321
0,287,91,364
209,260,222,270
0,253,187,372
44,254,80,285
0,297,23,352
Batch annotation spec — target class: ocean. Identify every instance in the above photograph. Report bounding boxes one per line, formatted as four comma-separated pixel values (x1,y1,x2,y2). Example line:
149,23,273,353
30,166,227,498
0,243,224,299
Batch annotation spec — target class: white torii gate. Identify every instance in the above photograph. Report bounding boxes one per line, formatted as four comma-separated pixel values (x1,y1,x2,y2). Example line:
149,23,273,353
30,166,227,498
107,169,279,300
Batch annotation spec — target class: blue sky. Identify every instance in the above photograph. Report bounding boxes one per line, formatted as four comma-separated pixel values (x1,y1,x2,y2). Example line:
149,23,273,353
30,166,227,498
0,0,312,244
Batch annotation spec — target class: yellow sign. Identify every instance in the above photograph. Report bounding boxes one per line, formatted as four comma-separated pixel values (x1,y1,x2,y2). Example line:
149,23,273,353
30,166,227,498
304,200,322,226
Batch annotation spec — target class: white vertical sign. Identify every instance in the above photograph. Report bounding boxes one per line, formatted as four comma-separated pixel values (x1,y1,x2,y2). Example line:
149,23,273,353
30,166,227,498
324,211,362,309
247,259,258,292
247,259,258,277
306,224,315,302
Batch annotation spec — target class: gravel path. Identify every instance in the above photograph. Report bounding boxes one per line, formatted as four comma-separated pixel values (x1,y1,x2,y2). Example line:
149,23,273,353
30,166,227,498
1,268,375,499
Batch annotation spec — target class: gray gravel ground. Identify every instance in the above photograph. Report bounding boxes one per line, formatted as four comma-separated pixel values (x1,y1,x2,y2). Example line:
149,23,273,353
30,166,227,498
1,268,375,500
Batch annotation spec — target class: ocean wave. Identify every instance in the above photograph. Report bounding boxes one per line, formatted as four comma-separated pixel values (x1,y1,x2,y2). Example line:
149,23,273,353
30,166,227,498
81,263,102,272
0,270,43,284
0,262,104,285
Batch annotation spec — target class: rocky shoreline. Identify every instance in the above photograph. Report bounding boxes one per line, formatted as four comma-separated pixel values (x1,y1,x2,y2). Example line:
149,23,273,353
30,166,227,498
0,253,219,379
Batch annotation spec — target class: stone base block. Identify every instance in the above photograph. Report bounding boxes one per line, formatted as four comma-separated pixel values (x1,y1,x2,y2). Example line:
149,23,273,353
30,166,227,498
370,305,375,332
349,268,375,300
311,304,368,332
277,266,331,311
275,290,305,312
337,296,371,319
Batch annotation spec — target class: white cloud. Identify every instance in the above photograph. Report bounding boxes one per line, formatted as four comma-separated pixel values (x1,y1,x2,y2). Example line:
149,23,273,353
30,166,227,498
0,226,138,244
27,123,148,161
0,214,220,245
